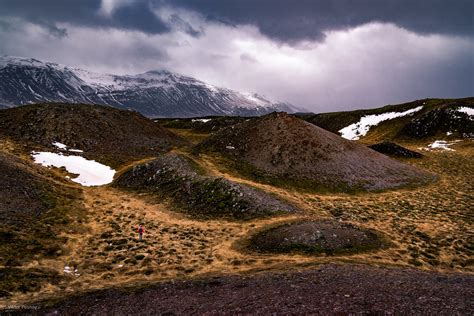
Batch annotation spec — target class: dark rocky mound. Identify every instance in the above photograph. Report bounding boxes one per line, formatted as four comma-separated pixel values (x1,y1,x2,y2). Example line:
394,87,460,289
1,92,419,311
0,103,186,166
248,220,386,255
195,112,433,192
399,104,474,138
114,153,297,220
0,152,83,266
369,141,423,158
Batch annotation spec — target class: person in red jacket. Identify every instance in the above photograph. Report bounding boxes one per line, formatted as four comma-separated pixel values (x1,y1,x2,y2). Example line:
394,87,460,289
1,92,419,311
137,225,144,241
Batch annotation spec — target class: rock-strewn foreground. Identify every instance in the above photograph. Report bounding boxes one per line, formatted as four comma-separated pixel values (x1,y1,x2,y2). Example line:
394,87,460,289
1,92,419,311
30,264,473,315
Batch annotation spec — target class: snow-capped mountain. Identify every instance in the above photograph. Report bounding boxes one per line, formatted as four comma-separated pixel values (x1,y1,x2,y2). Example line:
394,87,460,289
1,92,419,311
0,56,300,117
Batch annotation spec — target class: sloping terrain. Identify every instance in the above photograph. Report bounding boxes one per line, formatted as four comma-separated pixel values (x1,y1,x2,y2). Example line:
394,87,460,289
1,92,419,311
399,105,474,139
0,56,298,117
0,152,84,265
305,98,474,143
36,264,474,315
195,112,433,192
0,151,85,297
0,103,185,166
114,152,298,220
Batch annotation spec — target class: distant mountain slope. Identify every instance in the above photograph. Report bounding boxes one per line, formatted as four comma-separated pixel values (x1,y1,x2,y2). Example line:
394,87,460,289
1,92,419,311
305,98,474,142
195,112,433,192
0,56,299,118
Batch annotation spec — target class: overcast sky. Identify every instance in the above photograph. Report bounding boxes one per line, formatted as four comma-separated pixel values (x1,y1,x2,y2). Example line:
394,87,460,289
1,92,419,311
0,0,472,112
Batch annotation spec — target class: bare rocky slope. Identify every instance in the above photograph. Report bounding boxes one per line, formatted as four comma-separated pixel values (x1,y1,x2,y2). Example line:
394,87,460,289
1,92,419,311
114,152,298,220
34,264,473,315
195,112,433,192
0,103,186,166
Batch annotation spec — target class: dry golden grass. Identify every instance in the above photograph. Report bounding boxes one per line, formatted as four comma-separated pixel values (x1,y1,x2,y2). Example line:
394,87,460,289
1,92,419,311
1,136,472,306
167,128,210,144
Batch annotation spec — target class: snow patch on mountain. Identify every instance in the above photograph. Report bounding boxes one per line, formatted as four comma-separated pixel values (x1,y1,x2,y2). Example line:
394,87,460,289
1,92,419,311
339,106,424,140
31,151,115,186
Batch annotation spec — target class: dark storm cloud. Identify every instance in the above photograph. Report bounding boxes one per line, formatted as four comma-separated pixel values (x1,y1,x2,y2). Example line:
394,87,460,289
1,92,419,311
0,0,471,112
0,0,170,35
1,0,471,42
172,0,473,43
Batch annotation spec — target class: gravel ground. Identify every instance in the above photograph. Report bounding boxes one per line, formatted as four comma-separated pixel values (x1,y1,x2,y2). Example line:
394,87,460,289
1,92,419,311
17,263,473,315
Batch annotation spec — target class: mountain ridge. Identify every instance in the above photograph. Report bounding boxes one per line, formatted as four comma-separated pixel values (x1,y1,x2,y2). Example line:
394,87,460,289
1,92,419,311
0,55,300,118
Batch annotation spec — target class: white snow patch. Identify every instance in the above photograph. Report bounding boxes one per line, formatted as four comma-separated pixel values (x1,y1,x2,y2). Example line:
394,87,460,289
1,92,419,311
31,152,115,186
192,118,212,123
226,145,235,150
72,68,117,88
457,107,474,116
241,92,271,108
52,142,84,153
339,106,424,140
52,142,67,150
446,131,453,136
68,148,84,153
423,140,461,151
64,266,80,276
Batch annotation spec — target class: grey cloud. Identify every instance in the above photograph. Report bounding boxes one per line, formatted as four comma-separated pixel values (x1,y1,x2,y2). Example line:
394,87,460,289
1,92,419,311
0,0,170,35
167,14,203,37
172,0,473,43
210,53,230,60
240,53,258,63
39,21,68,38
2,0,471,44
